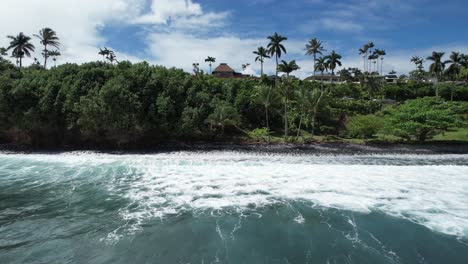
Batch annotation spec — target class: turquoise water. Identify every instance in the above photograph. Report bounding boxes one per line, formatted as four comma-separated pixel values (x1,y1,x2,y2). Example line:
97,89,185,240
1,152,467,263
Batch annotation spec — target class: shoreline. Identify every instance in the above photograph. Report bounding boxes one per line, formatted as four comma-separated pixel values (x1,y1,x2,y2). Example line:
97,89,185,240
1,141,468,155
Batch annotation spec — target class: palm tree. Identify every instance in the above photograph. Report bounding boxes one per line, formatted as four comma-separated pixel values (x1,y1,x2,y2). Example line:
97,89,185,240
411,56,424,71
461,54,468,68
256,84,279,142
34,28,60,69
325,51,342,75
267,32,287,82
205,56,216,74
0,47,7,60
6,33,35,68
369,52,379,73
277,60,300,78
308,88,325,136
376,49,386,75
366,42,375,72
98,47,110,61
253,46,270,76
279,78,295,138
314,56,328,85
427,51,447,97
446,52,462,80
48,50,61,67
359,46,368,72
305,38,325,76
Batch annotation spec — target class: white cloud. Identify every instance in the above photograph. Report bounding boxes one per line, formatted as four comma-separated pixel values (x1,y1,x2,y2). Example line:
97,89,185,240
0,0,147,66
132,0,202,24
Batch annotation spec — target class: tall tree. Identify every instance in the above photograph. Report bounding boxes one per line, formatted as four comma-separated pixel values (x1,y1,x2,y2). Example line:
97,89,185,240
411,56,424,71
305,38,325,77
277,60,300,77
359,46,368,72
278,78,295,138
314,56,328,86
34,28,60,69
0,47,7,60
48,50,61,67
6,33,35,68
366,42,375,72
427,51,447,97
256,84,279,142
325,51,342,75
446,52,462,80
205,56,216,74
253,46,270,76
267,32,287,82
376,49,386,75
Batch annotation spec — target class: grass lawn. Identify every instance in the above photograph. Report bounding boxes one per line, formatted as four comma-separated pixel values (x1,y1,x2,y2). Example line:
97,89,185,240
432,127,468,142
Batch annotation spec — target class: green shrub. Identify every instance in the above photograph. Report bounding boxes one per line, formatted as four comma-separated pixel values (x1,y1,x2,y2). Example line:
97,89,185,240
346,115,383,139
383,97,463,141
248,128,270,141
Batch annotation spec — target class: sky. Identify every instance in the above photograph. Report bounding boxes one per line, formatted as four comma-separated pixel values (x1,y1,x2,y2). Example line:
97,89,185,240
1,0,467,78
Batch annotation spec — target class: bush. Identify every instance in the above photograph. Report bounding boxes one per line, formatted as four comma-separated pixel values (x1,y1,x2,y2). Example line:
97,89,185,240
346,115,383,139
383,97,463,141
247,128,270,142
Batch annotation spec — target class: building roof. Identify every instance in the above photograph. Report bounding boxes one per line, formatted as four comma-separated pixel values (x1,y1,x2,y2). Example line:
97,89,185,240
213,63,235,73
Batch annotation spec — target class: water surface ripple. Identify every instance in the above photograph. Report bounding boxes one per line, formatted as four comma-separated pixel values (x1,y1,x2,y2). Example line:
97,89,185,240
1,152,467,263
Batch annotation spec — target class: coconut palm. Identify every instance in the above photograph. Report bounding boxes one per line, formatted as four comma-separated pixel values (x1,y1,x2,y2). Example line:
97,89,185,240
325,51,342,75
314,56,328,85
0,47,7,59
359,46,368,72
308,88,325,136
34,28,60,69
427,51,447,81
366,42,375,72
277,60,300,78
305,38,325,76
267,32,287,81
256,84,279,142
278,77,295,138
205,56,216,74
411,56,424,71
446,52,462,80
6,33,35,68
376,49,386,75
98,47,110,61
427,51,447,97
48,50,61,67
461,54,468,68
253,46,270,76
369,52,379,73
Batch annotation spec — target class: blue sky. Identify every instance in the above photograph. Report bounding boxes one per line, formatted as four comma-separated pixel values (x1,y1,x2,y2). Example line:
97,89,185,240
1,0,467,77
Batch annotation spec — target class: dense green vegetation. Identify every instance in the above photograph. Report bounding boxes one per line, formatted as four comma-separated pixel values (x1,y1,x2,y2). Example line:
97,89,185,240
0,28,467,147
0,58,466,147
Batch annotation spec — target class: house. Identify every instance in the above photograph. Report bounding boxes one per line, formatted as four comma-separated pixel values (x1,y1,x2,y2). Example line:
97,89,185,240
212,63,251,79
384,74,398,84
305,74,344,83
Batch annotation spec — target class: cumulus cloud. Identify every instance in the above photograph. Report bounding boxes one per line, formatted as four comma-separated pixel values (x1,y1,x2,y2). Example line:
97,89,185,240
132,0,202,24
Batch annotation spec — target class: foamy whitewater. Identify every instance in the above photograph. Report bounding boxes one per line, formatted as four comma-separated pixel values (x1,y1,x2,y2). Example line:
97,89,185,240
1,152,467,263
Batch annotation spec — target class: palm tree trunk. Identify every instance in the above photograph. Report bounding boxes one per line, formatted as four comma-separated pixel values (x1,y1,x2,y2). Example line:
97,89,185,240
209,63,212,74
19,57,22,69
296,115,303,139
313,53,316,77
275,54,279,82
43,44,48,69
261,60,264,76
284,100,288,138
265,106,270,143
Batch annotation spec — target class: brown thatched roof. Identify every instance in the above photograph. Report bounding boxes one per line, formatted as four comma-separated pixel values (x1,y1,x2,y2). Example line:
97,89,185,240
213,63,235,73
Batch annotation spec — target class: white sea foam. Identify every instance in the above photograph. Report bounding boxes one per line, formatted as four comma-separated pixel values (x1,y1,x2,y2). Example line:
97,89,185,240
1,151,468,239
